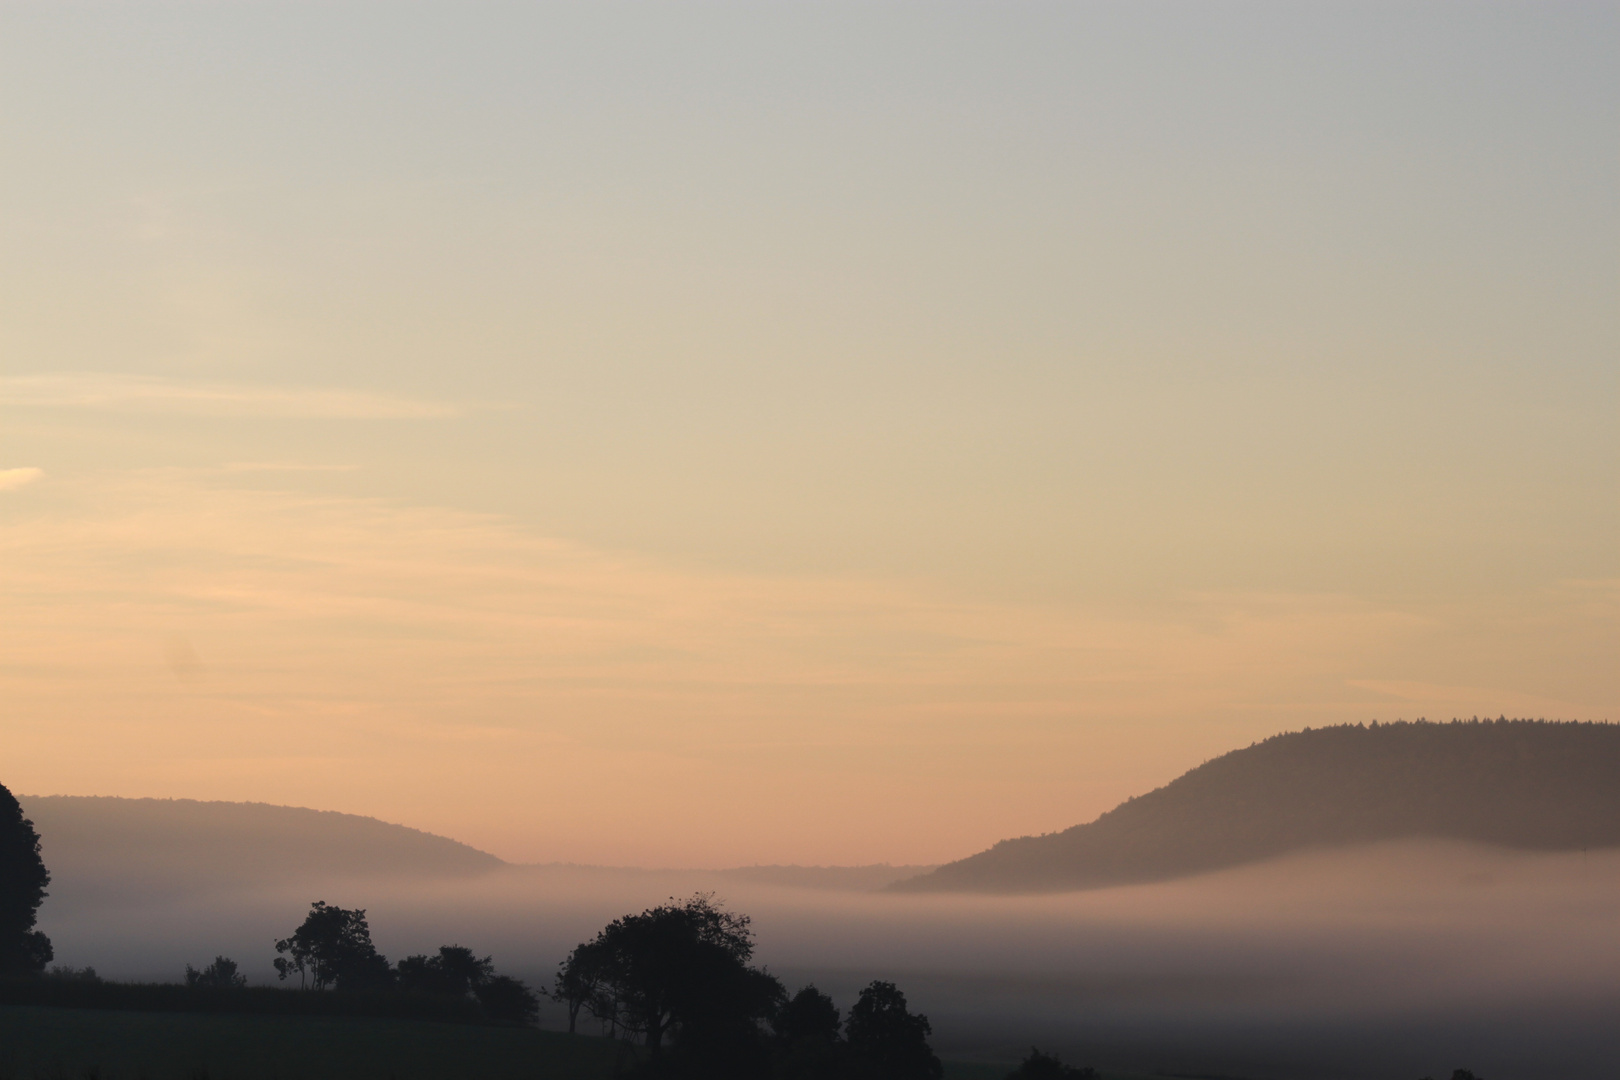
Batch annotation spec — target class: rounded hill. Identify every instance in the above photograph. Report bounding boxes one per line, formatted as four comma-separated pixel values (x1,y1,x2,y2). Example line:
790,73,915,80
20,796,503,894
895,719,1620,893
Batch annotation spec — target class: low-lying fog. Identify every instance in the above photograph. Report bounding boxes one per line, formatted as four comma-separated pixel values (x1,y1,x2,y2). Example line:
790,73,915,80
35,838,1620,1079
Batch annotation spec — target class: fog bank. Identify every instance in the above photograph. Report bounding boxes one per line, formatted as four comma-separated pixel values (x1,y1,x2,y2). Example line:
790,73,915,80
33,838,1620,1079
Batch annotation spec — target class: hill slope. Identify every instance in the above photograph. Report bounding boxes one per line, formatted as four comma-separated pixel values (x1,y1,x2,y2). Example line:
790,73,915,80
896,720,1620,893
20,796,504,894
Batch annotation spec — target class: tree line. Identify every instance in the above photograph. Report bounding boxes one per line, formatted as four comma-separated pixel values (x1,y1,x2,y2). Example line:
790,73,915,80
268,899,540,1024
551,892,940,1080
548,892,1099,1080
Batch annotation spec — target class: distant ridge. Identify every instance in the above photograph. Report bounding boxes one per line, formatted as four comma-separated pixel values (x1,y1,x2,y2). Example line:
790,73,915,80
20,797,926,896
21,796,504,892
895,720,1620,893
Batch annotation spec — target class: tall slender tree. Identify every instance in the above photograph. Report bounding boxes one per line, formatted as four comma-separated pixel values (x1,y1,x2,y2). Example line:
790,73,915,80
0,783,52,975
552,939,612,1034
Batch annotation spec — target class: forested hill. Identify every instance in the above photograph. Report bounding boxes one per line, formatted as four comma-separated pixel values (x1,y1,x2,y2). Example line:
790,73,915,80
895,720,1620,893
20,796,504,892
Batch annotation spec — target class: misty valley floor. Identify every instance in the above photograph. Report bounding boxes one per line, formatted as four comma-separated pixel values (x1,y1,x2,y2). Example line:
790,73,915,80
28,820,1620,1079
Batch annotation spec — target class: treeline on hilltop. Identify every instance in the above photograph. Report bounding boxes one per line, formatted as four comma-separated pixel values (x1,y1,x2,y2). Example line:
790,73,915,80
901,719,1620,893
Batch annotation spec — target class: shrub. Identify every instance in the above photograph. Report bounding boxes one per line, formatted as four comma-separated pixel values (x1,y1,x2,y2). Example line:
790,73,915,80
44,965,101,984
185,957,247,989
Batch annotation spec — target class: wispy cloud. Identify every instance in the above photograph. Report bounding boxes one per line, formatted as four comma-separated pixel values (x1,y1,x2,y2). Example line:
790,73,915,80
0,373,461,420
0,467,43,491
219,462,362,473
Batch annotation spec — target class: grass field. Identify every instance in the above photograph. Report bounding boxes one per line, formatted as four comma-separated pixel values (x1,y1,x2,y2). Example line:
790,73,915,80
0,1006,1049,1080
0,1006,625,1080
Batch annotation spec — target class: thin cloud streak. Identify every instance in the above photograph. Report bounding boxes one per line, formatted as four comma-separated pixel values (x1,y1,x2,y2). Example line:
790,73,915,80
219,462,362,473
0,373,463,420
0,467,43,491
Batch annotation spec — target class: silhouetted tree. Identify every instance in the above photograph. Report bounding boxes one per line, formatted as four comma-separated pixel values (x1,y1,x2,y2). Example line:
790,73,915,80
560,893,785,1078
477,973,542,1025
1005,1048,1098,1080
845,981,943,1080
658,959,782,1079
774,984,845,1080
0,783,52,975
396,945,495,998
273,901,391,990
778,985,842,1045
393,943,539,1024
584,893,760,1052
186,956,248,989
553,939,612,1034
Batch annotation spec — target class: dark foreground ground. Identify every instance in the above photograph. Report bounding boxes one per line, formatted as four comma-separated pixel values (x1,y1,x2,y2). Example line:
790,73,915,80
0,1006,1101,1080
0,1006,621,1080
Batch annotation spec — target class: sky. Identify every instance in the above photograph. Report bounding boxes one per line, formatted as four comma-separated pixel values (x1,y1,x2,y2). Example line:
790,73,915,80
1,1,1616,867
